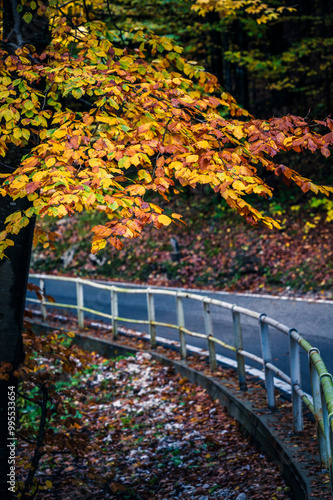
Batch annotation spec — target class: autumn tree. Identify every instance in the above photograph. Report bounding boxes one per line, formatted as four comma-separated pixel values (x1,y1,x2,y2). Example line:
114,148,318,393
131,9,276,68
0,1,333,497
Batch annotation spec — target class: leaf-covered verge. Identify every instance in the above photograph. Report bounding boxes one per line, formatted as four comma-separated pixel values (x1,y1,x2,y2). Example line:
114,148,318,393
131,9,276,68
22,314,332,499
9,326,297,499
31,188,333,297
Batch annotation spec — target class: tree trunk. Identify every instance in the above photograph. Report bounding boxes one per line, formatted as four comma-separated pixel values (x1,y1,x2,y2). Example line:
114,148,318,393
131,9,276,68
1,1,50,496
235,20,249,110
0,197,35,499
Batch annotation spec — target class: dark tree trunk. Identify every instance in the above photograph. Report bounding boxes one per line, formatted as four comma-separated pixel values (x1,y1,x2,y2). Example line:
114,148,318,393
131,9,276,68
221,31,232,92
0,197,35,499
235,21,249,110
1,1,50,497
0,197,35,366
0,149,36,500
206,13,224,83
320,0,332,114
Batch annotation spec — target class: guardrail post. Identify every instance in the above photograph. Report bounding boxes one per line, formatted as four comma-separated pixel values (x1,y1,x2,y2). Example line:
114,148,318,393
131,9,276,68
202,301,217,372
39,278,47,322
321,386,333,489
111,288,118,339
147,289,156,348
176,294,187,360
309,348,328,468
76,280,84,330
259,314,275,408
232,307,247,390
289,329,303,432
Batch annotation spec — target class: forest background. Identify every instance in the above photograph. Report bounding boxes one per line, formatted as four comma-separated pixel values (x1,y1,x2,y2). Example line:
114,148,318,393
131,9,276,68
32,0,333,296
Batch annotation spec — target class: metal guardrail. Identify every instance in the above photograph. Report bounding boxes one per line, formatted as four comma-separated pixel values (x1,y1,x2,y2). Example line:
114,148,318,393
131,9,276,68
27,273,333,493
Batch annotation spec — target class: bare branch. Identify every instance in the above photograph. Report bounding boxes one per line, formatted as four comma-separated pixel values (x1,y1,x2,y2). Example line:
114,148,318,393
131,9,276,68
106,0,126,48
9,0,24,47
21,385,48,498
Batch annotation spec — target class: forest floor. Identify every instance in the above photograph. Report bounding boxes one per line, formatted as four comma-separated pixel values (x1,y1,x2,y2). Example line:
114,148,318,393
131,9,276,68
31,191,333,299
18,342,294,500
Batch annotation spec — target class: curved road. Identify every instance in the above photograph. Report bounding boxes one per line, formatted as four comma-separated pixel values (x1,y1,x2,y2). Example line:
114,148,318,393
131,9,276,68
27,277,333,395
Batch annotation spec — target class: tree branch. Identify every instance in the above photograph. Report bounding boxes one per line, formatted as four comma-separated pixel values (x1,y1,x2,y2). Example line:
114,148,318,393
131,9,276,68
8,0,24,47
21,384,48,499
106,0,126,48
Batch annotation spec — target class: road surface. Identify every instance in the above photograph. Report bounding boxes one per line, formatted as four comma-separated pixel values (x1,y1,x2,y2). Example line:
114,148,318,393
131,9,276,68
27,277,333,395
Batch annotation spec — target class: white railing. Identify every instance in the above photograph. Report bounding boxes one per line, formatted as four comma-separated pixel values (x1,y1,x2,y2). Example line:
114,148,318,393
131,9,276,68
27,273,333,493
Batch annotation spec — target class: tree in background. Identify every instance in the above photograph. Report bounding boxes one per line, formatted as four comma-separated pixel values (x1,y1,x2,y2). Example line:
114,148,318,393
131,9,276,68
107,0,333,116
195,0,333,116
0,1,332,497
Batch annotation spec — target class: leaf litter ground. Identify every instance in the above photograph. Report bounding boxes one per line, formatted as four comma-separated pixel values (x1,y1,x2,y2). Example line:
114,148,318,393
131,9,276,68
18,326,298,500
31,197,333,299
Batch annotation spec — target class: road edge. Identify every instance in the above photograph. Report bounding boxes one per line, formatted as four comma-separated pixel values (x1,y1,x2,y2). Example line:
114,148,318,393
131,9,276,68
96,279,333,304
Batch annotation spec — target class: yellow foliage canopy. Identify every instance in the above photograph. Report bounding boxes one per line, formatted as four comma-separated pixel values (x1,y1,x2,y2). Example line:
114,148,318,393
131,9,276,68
0,1,332,257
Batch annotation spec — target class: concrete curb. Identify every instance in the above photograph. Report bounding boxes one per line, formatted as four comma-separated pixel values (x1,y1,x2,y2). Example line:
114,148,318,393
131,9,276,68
73,331,321,500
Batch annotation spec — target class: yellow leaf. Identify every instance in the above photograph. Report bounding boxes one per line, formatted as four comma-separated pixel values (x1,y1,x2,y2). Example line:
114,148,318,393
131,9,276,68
5,211,21,224
309,183,319,194
186,154,199,163
150,203,163,214
57,205,68,217
119,156,131,169
13,128,21,139
283,137,294,147
233,126,244,140
138,170,152,182
233,180,246,191
12,178,28,190
127,184,145,196
158,214,172,226
131,154,141,166
91,239,106,254
53,129,67,139
45,157,56,167
89,158,104,167
32,171,48,182
197,140,209,148
169,161,183,170
197,174,210,183
96,115,118,126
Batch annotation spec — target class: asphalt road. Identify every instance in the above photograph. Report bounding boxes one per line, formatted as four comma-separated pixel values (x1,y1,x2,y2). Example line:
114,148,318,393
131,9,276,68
27,277,333,395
